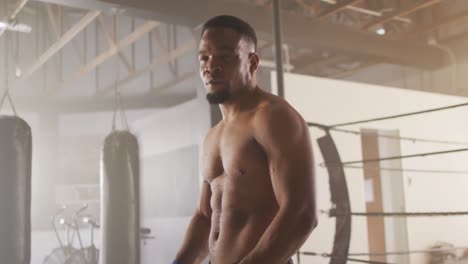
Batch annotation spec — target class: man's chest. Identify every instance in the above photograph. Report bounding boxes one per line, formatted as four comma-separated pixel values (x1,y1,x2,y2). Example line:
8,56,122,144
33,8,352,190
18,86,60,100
202,124,266,182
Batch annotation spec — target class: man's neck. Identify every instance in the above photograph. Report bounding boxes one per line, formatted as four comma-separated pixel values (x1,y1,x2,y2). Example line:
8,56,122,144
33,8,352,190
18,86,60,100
219,85,261,121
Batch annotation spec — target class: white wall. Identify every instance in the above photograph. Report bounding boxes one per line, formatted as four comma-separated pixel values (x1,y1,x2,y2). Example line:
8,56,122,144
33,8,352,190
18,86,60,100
273,72,468,264
132,99,210,157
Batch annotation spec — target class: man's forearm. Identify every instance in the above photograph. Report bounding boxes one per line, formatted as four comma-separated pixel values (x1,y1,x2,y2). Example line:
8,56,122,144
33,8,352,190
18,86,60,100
175,211,211,264
239,206,317,264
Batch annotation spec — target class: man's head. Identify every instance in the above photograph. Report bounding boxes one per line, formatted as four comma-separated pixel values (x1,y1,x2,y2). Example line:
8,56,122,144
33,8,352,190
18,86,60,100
199,15,260,104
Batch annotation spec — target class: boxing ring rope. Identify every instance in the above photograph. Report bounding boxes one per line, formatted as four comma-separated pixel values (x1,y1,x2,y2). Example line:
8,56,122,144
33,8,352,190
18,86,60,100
327,210,468,218
327,102,468,128
301,251,395,264
300,246,468,262
307,123,468,147
300,102,468,264
320,147,468,167
342,164,468,175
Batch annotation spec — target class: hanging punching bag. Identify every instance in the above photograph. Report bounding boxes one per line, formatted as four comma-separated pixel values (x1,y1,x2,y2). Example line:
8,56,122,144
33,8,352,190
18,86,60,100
0,115,32,264
100,130,140,264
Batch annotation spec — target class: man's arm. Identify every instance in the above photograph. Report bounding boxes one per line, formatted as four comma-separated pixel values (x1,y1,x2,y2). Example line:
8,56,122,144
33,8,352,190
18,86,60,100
174,181,212,264
240,103,318,264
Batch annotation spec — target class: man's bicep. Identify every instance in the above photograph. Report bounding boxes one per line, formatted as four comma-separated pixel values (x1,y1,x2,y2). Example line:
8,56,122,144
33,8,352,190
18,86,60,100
269,133,315,207
256,107,315,206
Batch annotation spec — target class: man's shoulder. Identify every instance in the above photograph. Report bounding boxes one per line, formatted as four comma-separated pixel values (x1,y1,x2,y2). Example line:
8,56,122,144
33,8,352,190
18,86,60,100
203,121,223,145
254,94,301,126
252,94,308,146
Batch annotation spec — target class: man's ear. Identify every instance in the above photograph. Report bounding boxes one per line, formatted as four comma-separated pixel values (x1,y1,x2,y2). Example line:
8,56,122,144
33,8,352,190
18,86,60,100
249,52,260,74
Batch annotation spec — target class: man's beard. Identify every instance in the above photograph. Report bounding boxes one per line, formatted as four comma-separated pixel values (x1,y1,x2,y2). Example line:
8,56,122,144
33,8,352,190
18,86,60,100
206,90,230,104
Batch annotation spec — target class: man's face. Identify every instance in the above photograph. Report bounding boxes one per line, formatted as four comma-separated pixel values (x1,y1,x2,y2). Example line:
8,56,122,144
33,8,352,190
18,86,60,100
198,27,255,104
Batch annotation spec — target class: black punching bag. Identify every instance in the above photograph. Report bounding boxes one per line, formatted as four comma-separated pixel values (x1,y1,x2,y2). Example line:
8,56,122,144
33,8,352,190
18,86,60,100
100,131,140,264
0,116,32,264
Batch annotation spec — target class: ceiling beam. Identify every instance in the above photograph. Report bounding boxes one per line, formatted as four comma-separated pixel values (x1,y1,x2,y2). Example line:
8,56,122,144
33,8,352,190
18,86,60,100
298,0,441,73
151,27,178,78
8,0,30,21
361,0,441,30
97,40,196,95
32,0,117,12
318,0,363,19
96,0,447,70
398,9,468,40
57,20,160,92
32,0,169,22
318,0,411,23
33,0,412,24
21,10,100,79
96,15,134,73
45,4,85,67
31,0,448,69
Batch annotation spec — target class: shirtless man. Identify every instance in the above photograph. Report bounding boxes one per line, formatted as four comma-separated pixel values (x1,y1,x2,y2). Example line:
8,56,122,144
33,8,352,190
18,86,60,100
173,15,317,264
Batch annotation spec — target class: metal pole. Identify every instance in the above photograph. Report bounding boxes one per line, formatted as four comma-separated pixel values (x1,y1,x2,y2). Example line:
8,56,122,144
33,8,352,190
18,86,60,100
273,0,285,98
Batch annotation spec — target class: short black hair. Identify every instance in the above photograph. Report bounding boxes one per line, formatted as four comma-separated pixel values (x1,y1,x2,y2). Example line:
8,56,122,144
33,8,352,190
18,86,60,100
201,15,257,50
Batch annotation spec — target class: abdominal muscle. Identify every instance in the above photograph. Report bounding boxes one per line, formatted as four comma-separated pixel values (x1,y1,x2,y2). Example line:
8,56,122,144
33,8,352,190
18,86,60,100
208,174,279,264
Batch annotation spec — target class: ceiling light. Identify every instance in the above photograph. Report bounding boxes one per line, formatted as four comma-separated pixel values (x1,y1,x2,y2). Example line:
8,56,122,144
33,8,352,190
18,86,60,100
376,27,386,35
